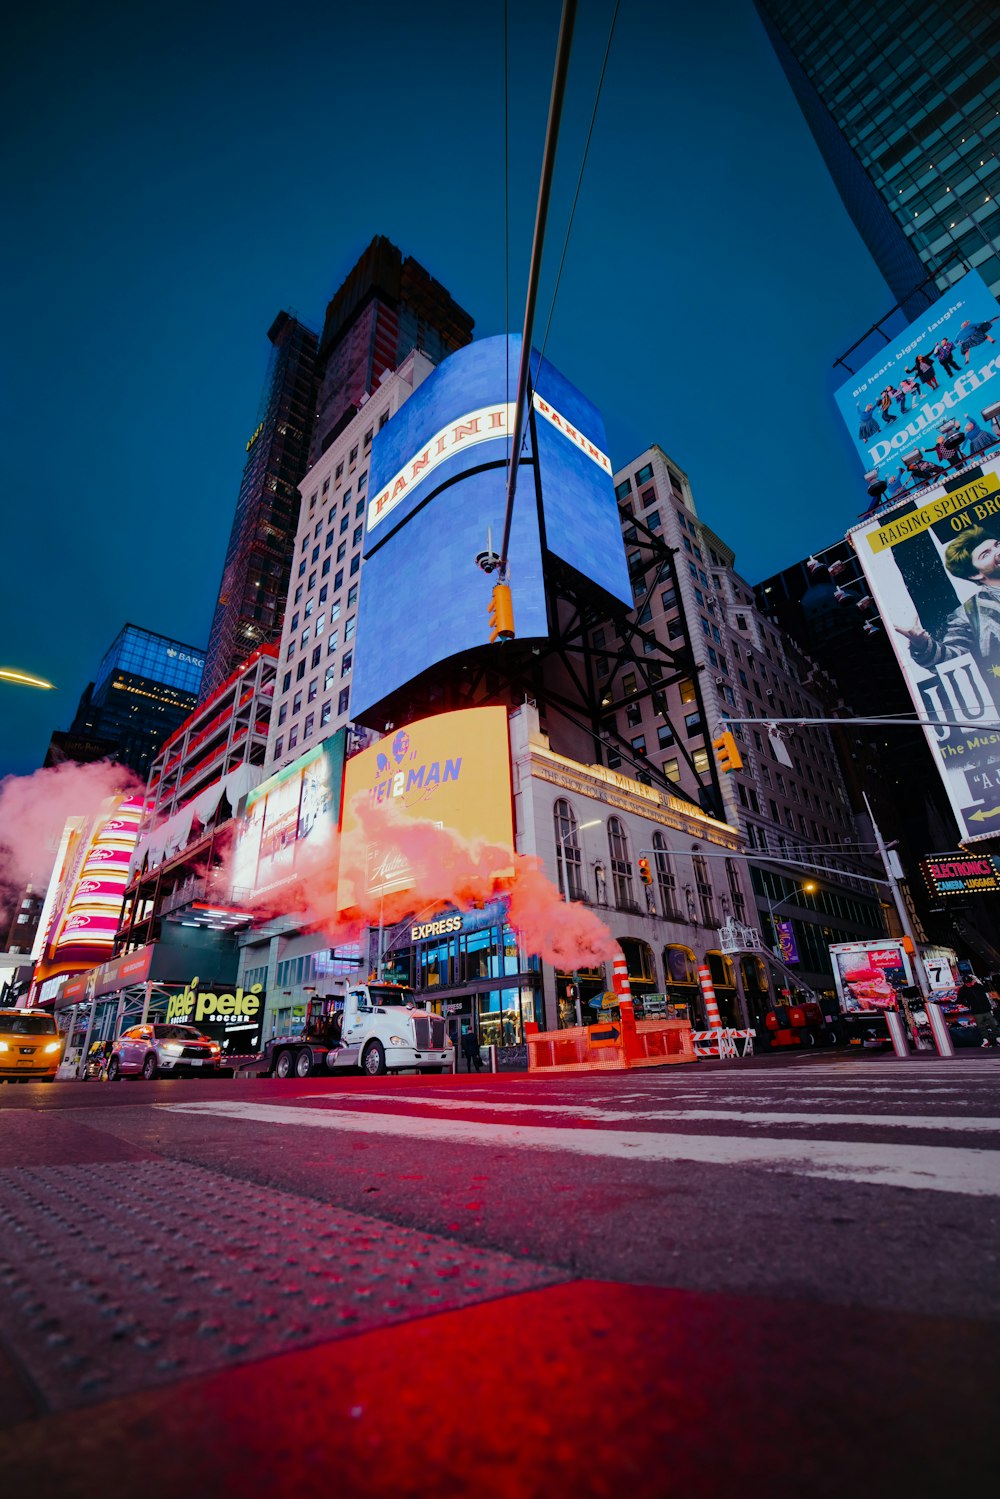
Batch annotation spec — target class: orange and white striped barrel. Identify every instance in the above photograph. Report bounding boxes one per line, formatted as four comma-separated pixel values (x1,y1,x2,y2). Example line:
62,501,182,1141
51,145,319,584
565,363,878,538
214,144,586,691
697,964,723,1030
612,949,632,1003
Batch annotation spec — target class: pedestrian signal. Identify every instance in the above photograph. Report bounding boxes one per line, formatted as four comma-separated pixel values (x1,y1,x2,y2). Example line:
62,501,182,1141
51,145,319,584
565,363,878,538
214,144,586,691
712,730,743,773
488,583,515,643
638,856,652,886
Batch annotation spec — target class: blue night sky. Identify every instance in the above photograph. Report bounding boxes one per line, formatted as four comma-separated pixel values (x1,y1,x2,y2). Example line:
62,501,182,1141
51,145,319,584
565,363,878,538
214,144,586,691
2,0,895,777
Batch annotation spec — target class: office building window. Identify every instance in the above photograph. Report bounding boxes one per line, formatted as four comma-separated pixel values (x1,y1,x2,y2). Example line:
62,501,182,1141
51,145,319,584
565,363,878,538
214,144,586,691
338,688,350,714
553,798,585,901
608,817,634,909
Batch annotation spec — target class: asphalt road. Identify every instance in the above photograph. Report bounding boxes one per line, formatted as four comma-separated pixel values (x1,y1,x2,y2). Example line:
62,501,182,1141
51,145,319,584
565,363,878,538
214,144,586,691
1,1048,997,1497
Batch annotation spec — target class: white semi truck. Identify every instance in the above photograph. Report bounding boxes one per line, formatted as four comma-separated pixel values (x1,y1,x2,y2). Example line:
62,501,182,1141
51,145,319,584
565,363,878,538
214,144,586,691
263,980,453,1079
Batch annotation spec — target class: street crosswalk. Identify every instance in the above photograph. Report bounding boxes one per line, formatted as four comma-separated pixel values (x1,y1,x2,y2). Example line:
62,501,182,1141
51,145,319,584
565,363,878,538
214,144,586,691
161,1056,1000,1199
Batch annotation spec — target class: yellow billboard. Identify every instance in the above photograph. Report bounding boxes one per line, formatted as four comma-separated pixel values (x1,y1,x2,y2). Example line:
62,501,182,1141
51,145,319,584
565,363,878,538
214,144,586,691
338,706,513,912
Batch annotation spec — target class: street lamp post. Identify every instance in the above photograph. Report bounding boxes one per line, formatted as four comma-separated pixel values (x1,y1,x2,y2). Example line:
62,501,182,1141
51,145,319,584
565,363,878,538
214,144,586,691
762,880,817,960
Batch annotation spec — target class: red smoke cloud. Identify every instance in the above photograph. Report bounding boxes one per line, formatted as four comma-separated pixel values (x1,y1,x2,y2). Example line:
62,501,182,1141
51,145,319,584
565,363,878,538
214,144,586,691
0,760,142,898
236,793,617,971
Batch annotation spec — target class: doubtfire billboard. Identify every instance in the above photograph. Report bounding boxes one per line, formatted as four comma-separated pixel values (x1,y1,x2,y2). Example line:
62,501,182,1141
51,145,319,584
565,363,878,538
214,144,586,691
851,453,1000,841
834,269,1000,488
350,335,632,725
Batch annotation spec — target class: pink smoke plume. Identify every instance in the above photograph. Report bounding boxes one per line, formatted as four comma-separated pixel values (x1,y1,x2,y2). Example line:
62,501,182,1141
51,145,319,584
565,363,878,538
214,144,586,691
238,792,618,971
0,759,142,896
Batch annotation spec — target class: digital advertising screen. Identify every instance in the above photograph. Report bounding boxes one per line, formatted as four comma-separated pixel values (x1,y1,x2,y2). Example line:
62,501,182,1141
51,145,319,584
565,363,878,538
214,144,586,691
851,453,1000,841
337,705,514,910
834,269,1000,485
232,730,346,898
351,334,631,724
33,793,145,983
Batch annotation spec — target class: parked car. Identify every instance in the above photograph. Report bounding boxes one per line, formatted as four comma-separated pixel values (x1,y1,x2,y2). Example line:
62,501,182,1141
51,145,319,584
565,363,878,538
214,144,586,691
107,1023,221,1080
0,1008,63,1082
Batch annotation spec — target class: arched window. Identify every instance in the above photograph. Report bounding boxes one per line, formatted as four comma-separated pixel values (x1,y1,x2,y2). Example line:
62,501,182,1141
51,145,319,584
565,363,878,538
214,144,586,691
663,944,697,986
618,938,656,990
608,816,634,909
705,951,736,990
651,831,678,918
553,798,585,900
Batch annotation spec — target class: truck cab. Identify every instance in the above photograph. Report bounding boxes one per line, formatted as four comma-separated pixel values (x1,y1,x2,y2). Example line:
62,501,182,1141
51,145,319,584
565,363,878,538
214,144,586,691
267,982,452,1079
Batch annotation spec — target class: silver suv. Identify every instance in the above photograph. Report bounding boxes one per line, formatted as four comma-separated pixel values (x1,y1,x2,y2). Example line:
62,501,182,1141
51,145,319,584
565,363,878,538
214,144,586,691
107,1024,221,1080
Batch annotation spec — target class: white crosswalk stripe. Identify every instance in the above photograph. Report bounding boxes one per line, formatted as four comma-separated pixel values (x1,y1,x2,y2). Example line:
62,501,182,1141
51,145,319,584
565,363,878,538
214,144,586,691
160,1098,1000,1198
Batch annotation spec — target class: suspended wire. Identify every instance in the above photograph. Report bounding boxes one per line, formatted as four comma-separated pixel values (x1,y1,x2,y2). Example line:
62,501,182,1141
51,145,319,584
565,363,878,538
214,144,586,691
504,0,510,478
536,0,621,371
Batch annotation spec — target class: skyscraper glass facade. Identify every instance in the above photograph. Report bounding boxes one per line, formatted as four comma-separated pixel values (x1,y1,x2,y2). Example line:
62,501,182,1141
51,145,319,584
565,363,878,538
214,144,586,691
757,1,1000,313
201,312,319,701
70,624,205,780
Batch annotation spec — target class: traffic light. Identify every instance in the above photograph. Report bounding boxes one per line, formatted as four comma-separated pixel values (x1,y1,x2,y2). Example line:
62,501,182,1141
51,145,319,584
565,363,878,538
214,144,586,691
488,583,515,643
638,856,652,886
712,730,743,773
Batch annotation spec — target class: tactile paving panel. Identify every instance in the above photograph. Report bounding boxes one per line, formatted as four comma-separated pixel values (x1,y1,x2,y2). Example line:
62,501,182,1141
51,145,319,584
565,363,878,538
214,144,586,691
0,1159,563,1412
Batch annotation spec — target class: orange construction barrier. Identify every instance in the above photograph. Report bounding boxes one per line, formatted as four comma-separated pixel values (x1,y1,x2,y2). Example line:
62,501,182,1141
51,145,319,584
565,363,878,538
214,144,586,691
525,999,696,1074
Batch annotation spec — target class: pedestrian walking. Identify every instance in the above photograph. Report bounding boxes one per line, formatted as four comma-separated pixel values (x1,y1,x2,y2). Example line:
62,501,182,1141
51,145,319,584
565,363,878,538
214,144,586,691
461,1025,483,1072
959,974,1000,1047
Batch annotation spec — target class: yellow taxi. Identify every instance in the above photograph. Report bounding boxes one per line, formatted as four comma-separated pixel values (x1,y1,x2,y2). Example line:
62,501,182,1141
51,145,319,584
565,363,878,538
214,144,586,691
0,1008,63,1082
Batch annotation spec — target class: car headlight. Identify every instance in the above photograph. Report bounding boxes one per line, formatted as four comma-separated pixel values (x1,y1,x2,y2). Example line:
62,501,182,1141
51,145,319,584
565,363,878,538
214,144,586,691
389,1035,408,1046
0,1041,7,1052
44,1041,61,1053
161,1043,183,1055
208,1043,220,1054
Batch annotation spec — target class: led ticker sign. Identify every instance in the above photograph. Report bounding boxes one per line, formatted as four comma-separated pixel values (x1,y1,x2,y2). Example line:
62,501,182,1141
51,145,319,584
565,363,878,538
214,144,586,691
921,852,1000,898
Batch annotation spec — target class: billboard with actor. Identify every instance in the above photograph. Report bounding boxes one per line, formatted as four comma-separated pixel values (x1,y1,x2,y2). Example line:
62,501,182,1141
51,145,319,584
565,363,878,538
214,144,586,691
851,454,1000,841
351,334,632,725
232,730,347,898
834,269,1000,489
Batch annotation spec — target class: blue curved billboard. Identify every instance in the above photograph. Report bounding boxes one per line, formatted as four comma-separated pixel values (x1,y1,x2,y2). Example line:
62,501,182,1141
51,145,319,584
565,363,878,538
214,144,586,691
352,334,630,723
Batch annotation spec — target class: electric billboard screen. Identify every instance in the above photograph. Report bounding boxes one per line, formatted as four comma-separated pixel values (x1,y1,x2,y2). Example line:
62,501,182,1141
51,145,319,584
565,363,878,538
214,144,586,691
32,793,144,984
233,730,346,898
834,270,1000,487
337,705,513,911
851,454,1000,841
351,335,631,723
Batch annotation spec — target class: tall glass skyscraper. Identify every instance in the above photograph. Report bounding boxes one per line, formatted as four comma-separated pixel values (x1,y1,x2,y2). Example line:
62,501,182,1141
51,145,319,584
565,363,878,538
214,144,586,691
756,1,999,315
201,312,320,701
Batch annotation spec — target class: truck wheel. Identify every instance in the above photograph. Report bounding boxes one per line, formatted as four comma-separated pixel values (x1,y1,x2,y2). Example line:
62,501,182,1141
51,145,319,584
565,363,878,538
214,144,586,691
141,1053,158,1080
273,1049,294,1079
362,1041,387,1077
294,1049,313,1079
